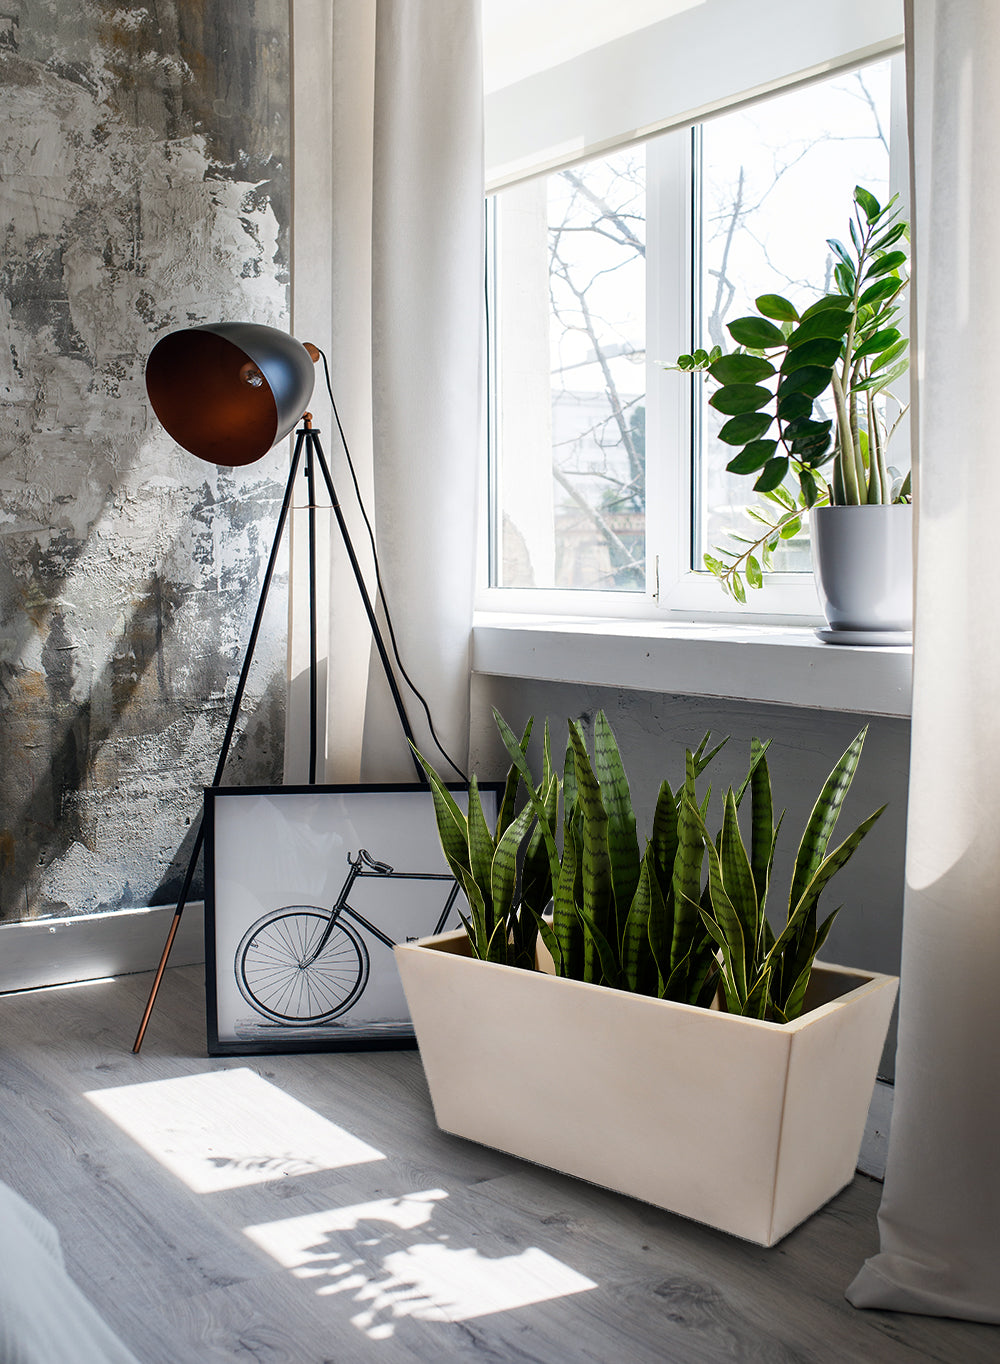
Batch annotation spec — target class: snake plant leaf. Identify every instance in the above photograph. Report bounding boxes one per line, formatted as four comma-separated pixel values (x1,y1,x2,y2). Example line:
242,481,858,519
649,778,678,895
575,899,621,988
733,736,771,808
744,968,772,1020
709,353,776,385
411,746,471,880
755,293,799,322
709,383,773,416
670,752,706,970
787,804,886,931
495,717,533,841
719,411,773,446
524,907,562,975
553,819,583,978
690,798,748,1002
562,733,579,823
623,852,659,993
697,904,744,1013
594,711,641,936
569,721,615,980
748,740,775,910
726,439,778,475
485,915,510,965
781,908,839,1020
467,775,497,901
457,868,490,958
720,789,759,956
727,315,787,348
494,709,561,888
692,731,729,775
491,795,538,925
788,729,868,918
522,771,559,914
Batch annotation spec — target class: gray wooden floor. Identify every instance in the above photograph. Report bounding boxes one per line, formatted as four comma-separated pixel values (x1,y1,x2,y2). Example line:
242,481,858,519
0,964,996,1364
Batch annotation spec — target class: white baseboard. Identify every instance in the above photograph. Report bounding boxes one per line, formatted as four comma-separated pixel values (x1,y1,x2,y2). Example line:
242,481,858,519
0,902,205,994
858,1078,894,1181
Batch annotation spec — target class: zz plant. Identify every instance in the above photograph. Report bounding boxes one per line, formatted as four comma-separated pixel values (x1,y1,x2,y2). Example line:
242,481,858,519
415,711,884,1023
669,186,910,601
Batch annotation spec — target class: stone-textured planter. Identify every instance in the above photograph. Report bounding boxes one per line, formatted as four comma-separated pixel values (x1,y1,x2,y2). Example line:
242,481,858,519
812,503,913,643
396,930,898,1247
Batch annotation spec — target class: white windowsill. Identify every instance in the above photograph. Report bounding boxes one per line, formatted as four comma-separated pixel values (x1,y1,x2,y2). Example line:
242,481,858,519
472,614,912,718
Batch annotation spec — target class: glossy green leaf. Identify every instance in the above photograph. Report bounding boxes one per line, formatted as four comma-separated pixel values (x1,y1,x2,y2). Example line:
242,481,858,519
731,573,747,604
800,295,854,322
855,185,881,221
858,276,902,308
746,555,762,589
754,293,799,322
871,220,907,252
708,353,776,385
718,411,772,446
866,337,908,373
778,365,833,400
787,308,852,347
778,516,801,539
853,327,900,362
866,250,907,279
727,315,786,348
777,391,812,423
754,456,789,493
783,337,842,370
856,359,908,392
825,237,854,269
834,262,855,296
725,439,777,475
709,383,773,416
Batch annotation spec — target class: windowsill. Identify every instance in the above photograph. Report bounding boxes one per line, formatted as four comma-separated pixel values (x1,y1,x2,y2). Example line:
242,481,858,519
472,614,912,717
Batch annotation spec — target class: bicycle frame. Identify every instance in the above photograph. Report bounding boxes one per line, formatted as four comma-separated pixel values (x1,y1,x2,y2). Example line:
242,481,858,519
302,849,461,965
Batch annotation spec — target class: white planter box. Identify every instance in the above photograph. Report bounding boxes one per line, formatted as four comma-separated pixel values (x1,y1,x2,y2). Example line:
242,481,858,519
395,930,898,1246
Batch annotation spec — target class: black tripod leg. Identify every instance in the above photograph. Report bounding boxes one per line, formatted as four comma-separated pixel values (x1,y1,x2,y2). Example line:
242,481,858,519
132,434,307,1052
307,430,425,783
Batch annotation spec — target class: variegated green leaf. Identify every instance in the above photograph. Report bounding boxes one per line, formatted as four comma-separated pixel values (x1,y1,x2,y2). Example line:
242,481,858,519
466,775,496,907
411,746,471,880
692,731,729,775
720,789,758,961
569,721,615,981
670,751,705,970
788,729,867,920
575,899,621,988
553,820,583,978
649,778,678,895
495,716,533,841
490,796,537,924
697,904,743,1013
688,797,748,1003
494,709,562,888
594,711,641,939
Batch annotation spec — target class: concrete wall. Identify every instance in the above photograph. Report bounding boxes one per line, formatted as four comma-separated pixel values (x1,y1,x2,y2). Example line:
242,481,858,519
0,1,291,921
472,675,909,1077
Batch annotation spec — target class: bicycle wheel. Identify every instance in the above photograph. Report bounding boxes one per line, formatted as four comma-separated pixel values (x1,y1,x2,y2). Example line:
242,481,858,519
236,907,370,1024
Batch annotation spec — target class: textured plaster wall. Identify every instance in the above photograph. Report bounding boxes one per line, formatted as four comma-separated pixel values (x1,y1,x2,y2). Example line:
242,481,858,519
0,1,291,920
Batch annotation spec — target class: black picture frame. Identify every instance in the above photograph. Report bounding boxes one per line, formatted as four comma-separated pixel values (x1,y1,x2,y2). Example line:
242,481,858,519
203,782,500,1056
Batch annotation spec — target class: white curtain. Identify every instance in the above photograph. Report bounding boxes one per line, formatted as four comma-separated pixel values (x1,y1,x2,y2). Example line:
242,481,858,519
289,0,483,784
847,0,1000,1322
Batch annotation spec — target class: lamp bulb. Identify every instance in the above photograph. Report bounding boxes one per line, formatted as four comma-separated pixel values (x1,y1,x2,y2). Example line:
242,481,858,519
239,361,265,389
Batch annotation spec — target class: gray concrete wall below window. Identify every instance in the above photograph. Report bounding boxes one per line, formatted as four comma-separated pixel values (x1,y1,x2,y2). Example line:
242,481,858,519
471,674,909,1078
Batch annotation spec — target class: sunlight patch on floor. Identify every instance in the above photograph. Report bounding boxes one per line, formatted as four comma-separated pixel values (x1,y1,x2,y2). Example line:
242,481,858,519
85,1068,385,1192
244,1189,596,1336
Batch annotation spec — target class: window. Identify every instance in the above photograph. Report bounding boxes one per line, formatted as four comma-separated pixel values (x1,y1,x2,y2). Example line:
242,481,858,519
485,55,906,619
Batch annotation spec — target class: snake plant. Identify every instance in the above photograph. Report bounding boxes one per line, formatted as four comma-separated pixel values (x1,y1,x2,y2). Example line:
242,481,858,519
685,728,885,1020
415,712,883,1021
667,186,910,601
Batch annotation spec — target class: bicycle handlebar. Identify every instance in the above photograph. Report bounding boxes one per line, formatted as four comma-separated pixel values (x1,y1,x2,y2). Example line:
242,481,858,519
350,848,394,875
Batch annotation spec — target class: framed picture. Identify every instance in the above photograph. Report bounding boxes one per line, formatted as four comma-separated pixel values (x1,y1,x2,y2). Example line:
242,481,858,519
203,782,499,1056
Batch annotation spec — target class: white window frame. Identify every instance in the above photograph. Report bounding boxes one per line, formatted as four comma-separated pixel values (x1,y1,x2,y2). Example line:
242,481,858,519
477,50,909,630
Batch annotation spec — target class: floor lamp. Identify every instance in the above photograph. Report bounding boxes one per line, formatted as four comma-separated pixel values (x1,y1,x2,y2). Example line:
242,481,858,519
132,322,420,1052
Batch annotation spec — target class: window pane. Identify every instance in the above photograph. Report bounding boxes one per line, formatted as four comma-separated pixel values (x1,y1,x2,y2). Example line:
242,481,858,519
494,150,646,590
695,61,894,573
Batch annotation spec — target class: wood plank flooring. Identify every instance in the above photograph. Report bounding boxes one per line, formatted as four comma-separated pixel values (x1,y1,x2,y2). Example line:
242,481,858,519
0,964,996,1364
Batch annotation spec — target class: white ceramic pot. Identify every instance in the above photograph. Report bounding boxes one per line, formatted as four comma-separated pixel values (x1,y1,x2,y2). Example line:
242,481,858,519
811,503,913,644
395,930,898,1247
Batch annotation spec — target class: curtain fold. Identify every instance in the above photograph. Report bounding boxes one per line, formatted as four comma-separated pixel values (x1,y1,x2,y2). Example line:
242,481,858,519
290,0,483,784
847,0,1000,1321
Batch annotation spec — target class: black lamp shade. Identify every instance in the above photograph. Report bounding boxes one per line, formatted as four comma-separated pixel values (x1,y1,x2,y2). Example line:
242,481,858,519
145,322,316,466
